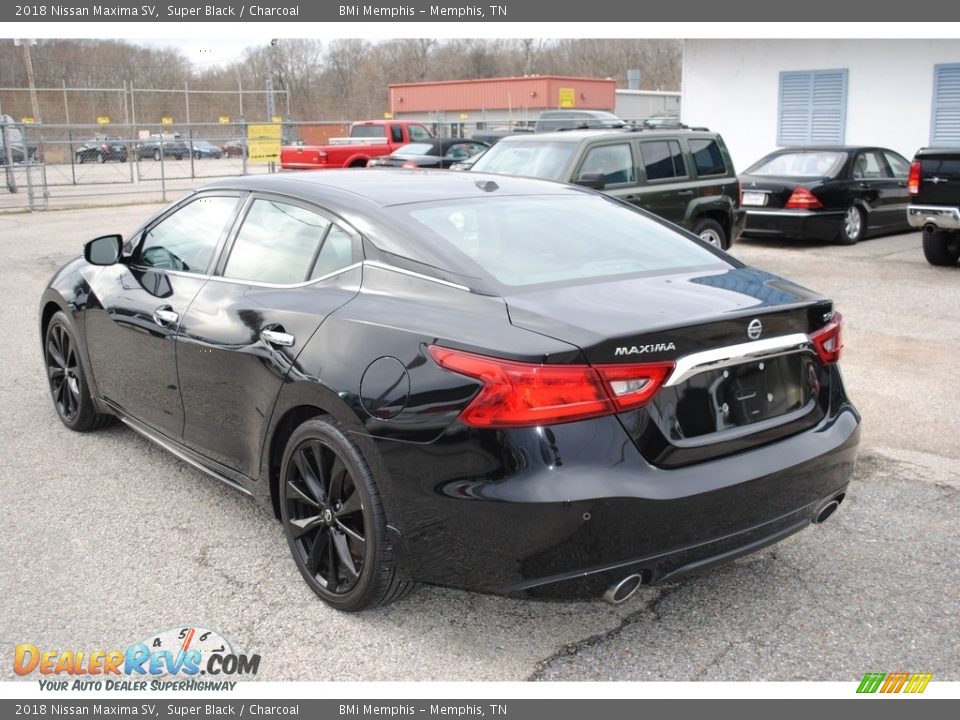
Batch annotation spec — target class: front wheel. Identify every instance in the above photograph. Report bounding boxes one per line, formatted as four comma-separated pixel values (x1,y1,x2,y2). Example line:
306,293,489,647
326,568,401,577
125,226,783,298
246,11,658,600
279,417,416,611
692,218,728,250
44,311,113,432
922,228,960,266
839,205,865,245
76,152,84,165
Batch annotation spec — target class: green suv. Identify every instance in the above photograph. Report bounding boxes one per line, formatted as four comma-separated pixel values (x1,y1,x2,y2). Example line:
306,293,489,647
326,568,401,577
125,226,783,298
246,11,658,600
470,127,745,249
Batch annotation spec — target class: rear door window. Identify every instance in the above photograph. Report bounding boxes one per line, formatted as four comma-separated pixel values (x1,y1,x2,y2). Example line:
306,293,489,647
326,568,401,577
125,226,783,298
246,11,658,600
640,140,686,181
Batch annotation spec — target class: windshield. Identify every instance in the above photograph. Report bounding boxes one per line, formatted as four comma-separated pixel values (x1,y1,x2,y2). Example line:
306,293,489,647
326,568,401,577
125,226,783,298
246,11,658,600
395,143,435,156
470,141,577,181
746,151,845,177
390,194,726,289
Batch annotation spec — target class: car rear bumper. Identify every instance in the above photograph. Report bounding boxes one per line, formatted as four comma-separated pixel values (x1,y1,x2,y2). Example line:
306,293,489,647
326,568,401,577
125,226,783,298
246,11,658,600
743,208,845,241
380,397,860,598
908,205,960,231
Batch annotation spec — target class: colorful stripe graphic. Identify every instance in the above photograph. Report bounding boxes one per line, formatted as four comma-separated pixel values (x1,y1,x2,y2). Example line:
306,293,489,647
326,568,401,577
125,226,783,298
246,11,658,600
857,672,932,694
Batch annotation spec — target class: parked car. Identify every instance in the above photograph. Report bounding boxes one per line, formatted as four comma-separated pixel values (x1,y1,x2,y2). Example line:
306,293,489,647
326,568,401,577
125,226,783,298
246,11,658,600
740,146,912,244
0,114,38,164
534,110,626,133
907,147,960,266
470,127,745,248
222,139,248,157
280,120,434,170
469,128,534,145
75,135,128,164
40,169,859,611
366,139,489,169
136,133,188,161
190,139,223,159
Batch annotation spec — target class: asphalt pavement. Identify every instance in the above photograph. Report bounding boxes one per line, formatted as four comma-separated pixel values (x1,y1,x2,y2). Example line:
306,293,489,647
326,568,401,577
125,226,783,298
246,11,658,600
1,204,957,682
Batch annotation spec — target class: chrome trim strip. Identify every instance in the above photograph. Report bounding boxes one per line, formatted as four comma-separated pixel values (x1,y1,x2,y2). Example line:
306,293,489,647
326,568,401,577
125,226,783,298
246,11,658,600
362,260,472,292
118,417,253,497
907,205,960,230
664,333,811,388
744,209,844,217
202,262,363,289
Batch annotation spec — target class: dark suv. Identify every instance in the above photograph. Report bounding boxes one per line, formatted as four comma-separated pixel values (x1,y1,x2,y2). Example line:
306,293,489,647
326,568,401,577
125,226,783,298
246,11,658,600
470,127,745,249
908,147,960,266
136,133,188,161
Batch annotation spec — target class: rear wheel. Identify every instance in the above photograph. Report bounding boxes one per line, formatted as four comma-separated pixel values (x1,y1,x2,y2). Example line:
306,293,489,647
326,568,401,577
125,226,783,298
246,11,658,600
96,152,105,164
76,152,84,164
153,149,161,161
692,218,728,250
44,311,113,432
839,205,865,245
279,417,416,611
922,228,960,266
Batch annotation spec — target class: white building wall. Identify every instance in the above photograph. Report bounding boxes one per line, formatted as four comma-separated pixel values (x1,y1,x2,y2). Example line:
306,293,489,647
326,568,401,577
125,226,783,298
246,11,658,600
682,39,960,171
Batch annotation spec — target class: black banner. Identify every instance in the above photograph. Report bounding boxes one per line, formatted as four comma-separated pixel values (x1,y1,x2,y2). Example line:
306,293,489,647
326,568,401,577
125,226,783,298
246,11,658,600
4,0,960,23
1,699,959,719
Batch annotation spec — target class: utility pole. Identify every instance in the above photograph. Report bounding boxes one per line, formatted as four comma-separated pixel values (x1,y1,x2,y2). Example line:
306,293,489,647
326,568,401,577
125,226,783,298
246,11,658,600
14,39,41,124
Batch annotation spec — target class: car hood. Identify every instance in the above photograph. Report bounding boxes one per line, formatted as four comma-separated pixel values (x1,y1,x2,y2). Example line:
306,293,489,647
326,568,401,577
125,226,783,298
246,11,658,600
504,266,830,364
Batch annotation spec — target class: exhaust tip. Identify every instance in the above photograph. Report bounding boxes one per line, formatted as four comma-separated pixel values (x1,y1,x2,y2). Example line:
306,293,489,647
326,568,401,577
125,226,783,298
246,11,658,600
814,495,844,524
602,573,643,605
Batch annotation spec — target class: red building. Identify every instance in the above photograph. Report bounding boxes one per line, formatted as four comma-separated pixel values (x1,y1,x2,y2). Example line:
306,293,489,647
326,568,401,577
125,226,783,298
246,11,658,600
387,76,617,127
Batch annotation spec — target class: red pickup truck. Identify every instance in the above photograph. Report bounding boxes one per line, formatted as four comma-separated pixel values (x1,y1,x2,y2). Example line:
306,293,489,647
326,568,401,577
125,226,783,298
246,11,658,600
280,120,434,170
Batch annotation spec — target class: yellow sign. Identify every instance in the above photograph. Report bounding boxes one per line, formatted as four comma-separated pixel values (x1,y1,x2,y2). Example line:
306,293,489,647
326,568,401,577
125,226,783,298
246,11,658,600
247,123,282,164
21,117,35,124
272,115,283,124
559,88,576,108
218,116,231,124
97,116,110,125
460,113,469,120
161,117,173,125
383,112,394,120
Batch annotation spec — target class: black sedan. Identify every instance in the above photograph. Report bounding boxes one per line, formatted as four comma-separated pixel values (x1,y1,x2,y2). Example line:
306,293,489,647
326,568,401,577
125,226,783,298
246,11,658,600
367,138,489,168
39,170,860,611
75,136,128,164
190,139,224,159
740,146,912,244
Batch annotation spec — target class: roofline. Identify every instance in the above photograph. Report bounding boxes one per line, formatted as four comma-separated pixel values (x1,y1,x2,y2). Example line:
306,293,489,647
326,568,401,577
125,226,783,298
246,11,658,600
388,75,617,89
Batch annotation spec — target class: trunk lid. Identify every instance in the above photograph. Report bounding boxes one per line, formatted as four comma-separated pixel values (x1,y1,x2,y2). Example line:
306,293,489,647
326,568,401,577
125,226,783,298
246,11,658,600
505,266,835,466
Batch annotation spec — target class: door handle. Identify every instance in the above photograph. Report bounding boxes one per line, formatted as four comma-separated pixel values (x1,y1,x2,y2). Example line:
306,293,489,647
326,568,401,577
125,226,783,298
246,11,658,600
261,328,295,347
152,307,179,327
859,182,871,189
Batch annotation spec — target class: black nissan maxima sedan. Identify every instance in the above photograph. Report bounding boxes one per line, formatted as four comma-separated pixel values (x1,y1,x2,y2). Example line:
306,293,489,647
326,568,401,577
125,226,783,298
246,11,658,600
39,169,860,611
740,146,912,244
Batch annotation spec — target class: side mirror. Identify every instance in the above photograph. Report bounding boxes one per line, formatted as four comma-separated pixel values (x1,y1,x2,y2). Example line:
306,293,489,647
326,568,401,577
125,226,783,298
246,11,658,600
84,234,123,266
575,172,606,190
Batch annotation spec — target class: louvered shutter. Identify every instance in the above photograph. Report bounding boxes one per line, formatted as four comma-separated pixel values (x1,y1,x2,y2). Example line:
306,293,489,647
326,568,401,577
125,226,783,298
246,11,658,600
777,70,848,145
932,64,960,146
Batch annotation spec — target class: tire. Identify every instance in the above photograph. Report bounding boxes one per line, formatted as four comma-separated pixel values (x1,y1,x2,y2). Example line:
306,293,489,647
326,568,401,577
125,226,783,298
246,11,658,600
76,152,84,165
96,152,105,164
922,228,960,266
279,417,416,611
44,311,114,432
154,149,161,161
692,218,728,250
838,205,865,245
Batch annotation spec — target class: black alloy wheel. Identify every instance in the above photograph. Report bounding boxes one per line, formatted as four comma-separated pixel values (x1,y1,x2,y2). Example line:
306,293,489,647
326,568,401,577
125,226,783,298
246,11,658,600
44,311,113,432
279,417,415,611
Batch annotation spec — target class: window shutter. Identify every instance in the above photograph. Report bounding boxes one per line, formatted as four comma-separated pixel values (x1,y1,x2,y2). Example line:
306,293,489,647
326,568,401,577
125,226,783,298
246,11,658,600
932,64,960,146
778,70,847,146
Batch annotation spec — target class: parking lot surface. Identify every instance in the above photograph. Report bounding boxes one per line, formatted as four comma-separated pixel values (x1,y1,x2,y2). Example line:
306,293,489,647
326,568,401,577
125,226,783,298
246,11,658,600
1,205,957,682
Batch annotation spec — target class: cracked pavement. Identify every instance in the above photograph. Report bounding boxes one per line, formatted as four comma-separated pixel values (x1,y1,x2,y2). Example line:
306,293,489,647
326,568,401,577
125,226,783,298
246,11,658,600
1,206,958,682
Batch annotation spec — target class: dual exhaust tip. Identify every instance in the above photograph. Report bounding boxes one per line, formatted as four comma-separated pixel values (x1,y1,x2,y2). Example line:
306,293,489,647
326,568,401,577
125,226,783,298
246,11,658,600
601,493,845,605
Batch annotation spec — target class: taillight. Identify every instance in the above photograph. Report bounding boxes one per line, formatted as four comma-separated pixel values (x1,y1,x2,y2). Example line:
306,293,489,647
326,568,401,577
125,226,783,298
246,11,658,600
907,160,921,196
317,151,328,164
810,312,844,364
428,346,673,428
785,187,823,209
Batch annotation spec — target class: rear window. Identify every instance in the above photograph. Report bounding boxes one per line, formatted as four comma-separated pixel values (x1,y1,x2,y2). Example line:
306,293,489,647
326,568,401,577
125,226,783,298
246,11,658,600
394,194,725,289
395,143,436,155
469,140,577,181
688,139,727,177
352,125,387,139
746,151,845,177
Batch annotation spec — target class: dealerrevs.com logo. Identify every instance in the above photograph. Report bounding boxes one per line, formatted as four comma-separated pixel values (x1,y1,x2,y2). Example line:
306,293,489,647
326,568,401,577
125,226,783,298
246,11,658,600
14,626,260,691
